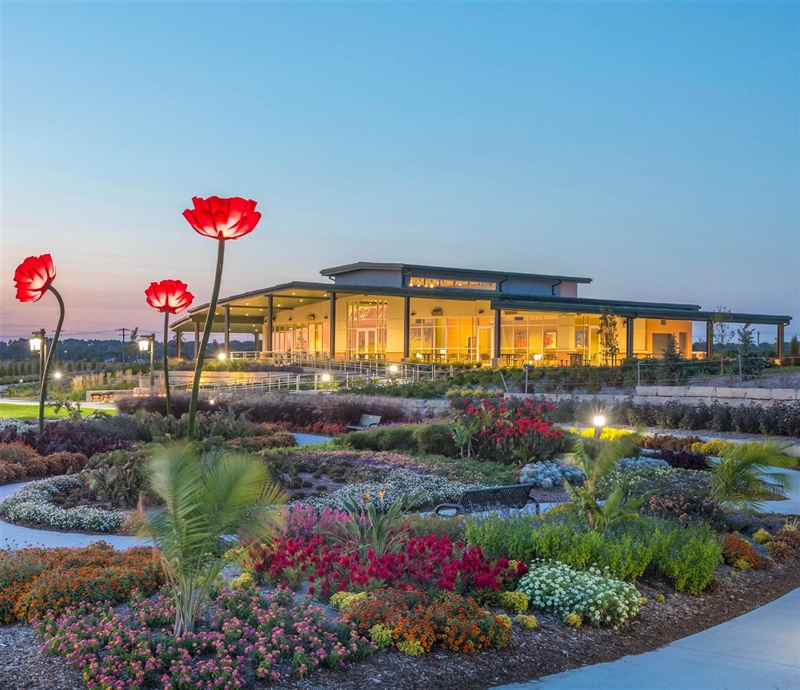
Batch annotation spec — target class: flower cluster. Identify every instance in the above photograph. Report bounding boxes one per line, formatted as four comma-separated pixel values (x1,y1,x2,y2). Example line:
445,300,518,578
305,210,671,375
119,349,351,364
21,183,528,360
343,587,511,654
0,475,126,532
519,460,586,489
516,560,642,627
244,532,526,602
451,397,563,464
302,467,472,512
0,542,163,624
721,533,769,570
36,586,374,688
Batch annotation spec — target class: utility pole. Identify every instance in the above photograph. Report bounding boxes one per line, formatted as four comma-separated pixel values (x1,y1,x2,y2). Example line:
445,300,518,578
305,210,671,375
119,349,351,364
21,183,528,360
117,327,130,364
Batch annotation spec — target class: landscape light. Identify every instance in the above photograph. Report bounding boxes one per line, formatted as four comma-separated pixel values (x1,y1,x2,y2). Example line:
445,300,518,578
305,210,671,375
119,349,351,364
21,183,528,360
218,352,226,361
592,415,606,439
54,371,62,380
139,339,151,352
388,364,399,374
321,373,332,383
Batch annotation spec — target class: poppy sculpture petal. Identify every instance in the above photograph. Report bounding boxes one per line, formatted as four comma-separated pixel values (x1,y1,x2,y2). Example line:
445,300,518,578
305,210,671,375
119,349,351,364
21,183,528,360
182,196,262,240
145,280,194,315
14,254,56,303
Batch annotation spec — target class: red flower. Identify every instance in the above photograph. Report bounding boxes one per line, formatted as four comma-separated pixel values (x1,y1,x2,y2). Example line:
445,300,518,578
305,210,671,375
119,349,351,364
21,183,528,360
14,254,56,303
182,196,262,240
144,279,194,314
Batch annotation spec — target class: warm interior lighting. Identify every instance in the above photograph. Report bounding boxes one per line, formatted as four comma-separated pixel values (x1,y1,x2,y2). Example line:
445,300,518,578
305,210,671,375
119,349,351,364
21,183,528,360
533,353,543,361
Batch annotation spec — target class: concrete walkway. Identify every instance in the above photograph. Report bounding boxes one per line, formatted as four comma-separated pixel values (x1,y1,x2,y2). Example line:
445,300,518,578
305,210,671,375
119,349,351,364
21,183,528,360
494,588,800,690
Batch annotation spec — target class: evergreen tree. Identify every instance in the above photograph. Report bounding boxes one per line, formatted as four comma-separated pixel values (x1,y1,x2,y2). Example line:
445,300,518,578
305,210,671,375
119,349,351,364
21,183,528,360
659,335,687,384
737,325,764,377
598,308,620,366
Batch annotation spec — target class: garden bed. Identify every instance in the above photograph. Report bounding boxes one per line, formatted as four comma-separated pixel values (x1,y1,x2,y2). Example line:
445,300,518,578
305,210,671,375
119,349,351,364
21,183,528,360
1,560,798,690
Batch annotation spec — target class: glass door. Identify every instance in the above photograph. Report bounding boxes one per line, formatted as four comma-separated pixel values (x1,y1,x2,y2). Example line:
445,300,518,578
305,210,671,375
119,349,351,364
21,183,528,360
356,328,377,358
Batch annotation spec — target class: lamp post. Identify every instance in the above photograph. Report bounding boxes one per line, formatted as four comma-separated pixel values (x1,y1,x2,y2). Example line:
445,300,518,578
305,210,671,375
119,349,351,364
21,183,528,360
30,329,46,392
592,415,606,440
138,334,156,389
321,372,332,392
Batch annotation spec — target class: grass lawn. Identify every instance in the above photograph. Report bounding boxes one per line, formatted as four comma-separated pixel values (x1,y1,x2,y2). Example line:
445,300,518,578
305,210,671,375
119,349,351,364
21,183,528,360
0,402,113,420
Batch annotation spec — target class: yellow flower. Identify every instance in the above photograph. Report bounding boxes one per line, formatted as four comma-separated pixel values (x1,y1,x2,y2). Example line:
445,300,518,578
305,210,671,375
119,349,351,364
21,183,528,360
515,614,538,629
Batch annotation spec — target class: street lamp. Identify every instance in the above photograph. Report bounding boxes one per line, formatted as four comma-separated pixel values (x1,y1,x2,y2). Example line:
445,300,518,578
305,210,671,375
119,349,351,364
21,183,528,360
592,415,606,440
138,334,156,389
30,329,46,392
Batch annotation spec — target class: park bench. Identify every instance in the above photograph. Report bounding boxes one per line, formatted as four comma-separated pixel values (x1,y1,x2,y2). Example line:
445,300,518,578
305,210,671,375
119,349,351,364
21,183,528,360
346,414,382,432
433,483,541,516
87,390,117,403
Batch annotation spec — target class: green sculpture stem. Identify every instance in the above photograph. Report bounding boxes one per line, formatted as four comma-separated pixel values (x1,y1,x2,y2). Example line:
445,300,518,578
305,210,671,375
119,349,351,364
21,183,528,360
186,238,225,440
39,286,65,434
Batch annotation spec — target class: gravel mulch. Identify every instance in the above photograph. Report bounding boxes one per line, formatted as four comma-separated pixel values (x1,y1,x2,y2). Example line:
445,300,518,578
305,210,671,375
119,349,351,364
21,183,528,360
2,560,798,690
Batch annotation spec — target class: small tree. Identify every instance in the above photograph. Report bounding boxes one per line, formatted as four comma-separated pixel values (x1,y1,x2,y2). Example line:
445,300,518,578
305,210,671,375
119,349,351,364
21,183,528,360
711,306,732,373
598,308,620,366
659,335,687,384
787,336,799,364
737,325,764,378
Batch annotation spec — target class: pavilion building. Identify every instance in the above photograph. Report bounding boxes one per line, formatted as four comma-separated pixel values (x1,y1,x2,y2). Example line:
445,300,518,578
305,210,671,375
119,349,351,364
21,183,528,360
170,262,791,366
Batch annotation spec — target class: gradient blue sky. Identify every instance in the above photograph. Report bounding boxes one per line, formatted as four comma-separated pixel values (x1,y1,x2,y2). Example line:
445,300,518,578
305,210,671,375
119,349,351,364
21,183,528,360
2,2,798,343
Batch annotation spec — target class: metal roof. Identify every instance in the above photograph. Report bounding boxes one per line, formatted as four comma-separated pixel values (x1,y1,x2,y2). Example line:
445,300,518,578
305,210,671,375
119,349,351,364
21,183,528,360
319,261,593,284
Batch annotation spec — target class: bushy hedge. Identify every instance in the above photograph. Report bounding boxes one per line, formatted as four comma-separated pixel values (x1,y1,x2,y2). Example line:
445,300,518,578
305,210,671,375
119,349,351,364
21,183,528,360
0,418,132,458
118,392,409,427
466,512,722,594
547,397,800,438
339,422,457,457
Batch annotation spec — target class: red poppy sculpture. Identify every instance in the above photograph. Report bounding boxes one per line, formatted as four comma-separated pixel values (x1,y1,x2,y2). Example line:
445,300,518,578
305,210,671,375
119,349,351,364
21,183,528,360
145,279,194,418
182,196,262,439
13,254,65,433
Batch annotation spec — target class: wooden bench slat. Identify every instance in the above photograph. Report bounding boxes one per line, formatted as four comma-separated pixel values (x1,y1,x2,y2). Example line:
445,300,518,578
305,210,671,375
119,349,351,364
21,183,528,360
434,483,540,516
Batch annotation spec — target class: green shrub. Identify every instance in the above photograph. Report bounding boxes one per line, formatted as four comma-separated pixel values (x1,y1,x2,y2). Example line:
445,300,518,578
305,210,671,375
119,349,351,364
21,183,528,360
412,422,458,456
466,512,722,593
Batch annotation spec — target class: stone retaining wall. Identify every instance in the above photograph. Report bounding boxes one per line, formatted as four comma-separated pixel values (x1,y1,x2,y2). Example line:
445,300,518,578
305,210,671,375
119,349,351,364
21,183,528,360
634,386,799,407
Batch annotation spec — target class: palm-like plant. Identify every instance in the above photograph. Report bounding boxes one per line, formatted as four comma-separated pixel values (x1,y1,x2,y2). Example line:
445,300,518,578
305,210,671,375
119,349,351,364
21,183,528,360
563,433,648,531
138,444,286,635
709,441,796,513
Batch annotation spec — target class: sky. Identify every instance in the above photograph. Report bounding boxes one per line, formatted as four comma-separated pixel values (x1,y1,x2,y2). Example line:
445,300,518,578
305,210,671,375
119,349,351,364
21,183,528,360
2,1,798,344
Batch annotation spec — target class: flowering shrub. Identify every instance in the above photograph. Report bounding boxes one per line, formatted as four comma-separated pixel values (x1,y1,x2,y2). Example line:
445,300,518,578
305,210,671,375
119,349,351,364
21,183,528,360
302,467,473,512
569,427,633,442
618,456,670,470
450,397,563,464
0,417,131,457
752,528,772,544
244,532,526,602
519,460,585,488
517,560,641,627
563,612,583,628
0,542,163,624
0,475,126,532
281,504,352,539
36,586,374,687
343,587,510,654
515,613,538,629
499,590,529,612
721,534,767,570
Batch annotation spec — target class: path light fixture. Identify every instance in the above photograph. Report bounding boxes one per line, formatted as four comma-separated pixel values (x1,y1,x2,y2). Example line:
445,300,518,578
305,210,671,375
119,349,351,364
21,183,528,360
30,329,46,392
53,371,62,380
592,414,606,440
218,352,227,361
320,372,332,392
138,334,156,389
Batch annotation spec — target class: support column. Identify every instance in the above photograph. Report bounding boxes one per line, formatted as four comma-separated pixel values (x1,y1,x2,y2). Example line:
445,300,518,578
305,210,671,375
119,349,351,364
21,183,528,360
777,324,785,359
329,293,337,358
194,322,200,359
254,332,260,352
403,296,411,360
175,332,182,359
492,309,502,367
266,295,274,355
223,305,231,356
706,321,714,359
626,317,635,359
